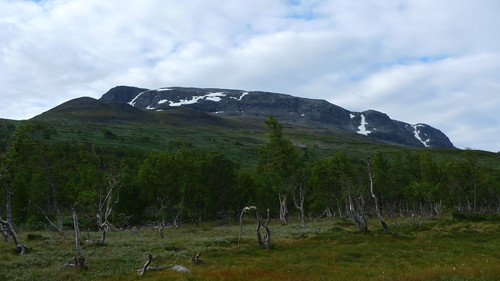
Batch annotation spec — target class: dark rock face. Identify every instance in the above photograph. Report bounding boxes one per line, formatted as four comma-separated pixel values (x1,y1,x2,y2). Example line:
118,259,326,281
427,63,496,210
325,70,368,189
98,86,455,149
100,86,149,103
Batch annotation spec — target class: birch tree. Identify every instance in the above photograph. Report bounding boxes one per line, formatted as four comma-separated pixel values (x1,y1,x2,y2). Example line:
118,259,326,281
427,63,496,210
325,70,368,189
367,154,389,232
258,116,301,224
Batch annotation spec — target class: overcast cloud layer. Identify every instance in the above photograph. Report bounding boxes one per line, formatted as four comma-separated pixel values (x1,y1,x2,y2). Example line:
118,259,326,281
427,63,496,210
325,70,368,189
1,0,499,152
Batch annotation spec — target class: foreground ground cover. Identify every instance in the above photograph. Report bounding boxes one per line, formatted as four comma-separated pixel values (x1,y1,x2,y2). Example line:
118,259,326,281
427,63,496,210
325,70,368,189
0,217,499,281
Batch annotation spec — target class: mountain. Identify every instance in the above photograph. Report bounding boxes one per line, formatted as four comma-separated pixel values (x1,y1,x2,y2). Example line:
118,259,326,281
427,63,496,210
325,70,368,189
96,86,454,149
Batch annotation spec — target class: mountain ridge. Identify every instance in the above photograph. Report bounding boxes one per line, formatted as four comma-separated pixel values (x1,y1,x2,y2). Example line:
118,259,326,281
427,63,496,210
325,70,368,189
95,85,454,149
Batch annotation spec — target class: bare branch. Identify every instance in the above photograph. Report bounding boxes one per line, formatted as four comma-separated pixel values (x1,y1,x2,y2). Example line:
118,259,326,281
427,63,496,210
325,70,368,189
137,254,153,275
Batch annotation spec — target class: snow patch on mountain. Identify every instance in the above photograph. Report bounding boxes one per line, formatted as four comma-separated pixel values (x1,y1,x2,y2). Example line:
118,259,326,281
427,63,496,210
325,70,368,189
156,88,172,91
205,92,226,102
230,92,249,101
412,124,430,147
154,92,227,107
128,91,147,106
357,114,371,135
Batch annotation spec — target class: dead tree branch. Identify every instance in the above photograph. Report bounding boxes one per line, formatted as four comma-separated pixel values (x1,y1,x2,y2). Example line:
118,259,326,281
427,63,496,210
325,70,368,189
191,253,206,264
34,203,66,239
238,206,272,249
96,172,119,245
137,254,153,275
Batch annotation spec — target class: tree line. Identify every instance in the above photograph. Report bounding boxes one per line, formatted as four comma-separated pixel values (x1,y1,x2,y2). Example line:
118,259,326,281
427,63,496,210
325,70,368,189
1,118,499,234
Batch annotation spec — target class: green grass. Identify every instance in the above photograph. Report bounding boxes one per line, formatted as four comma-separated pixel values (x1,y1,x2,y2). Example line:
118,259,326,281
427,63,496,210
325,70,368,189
1,217,498,281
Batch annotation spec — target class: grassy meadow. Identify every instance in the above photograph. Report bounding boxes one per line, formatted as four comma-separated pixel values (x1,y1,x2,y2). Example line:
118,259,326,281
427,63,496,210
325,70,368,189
1,216,499,281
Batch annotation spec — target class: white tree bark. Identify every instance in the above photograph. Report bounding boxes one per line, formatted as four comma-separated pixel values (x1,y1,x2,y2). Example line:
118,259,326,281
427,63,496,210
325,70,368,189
96,173,119,245
137,254,153,275
72,209,87,269
347,189,369,233
293,186,306,227
0,217,27,254
278,193,289,224
238,206,272,249
367,156,389,232
0,223,8,241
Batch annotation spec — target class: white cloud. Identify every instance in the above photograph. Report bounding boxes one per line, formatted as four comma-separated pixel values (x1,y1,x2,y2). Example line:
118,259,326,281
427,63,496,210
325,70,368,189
0,0,499,152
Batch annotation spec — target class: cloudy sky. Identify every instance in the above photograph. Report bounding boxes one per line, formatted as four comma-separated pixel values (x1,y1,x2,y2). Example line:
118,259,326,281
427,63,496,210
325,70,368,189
1,0,499,152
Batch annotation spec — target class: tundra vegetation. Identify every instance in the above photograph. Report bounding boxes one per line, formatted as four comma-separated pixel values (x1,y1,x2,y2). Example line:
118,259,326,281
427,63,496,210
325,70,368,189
0,118,499,280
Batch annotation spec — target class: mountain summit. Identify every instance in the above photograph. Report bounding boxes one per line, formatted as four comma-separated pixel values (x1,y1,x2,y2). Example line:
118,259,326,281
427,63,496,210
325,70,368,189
99,86,454,149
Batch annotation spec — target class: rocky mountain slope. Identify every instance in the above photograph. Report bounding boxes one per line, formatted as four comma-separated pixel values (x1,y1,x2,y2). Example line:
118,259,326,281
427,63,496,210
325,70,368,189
98,86,454,149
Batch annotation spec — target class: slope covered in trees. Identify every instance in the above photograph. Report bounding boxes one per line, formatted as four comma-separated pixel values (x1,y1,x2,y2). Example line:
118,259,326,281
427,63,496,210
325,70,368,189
1,118,499,235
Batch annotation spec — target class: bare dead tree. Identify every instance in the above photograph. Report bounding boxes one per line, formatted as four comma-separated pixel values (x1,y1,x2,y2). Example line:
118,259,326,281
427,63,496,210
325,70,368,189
262,209,272,249
238,206,272,249
238,206,257,247
293,184,306,228
314,207,332,222
62,209,88,269
367,155,389,232
278,193,289,224
34,203,66,239
96,172,119,245
0,217,28,254
347,189,369,233
155,195,181,237
137,254,153,275
173,208,181,228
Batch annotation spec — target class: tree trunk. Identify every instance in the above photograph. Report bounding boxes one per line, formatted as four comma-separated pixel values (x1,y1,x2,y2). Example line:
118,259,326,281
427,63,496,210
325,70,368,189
262,209,272,249
278,193,289,224
0,223,8,242
72,209,87,269
6,183,13,225
158,220,166,238
0,217,27,254
137,254,153,275
293,186,306,227
173,208,181,228
347,190,368,233
367,156,389,232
